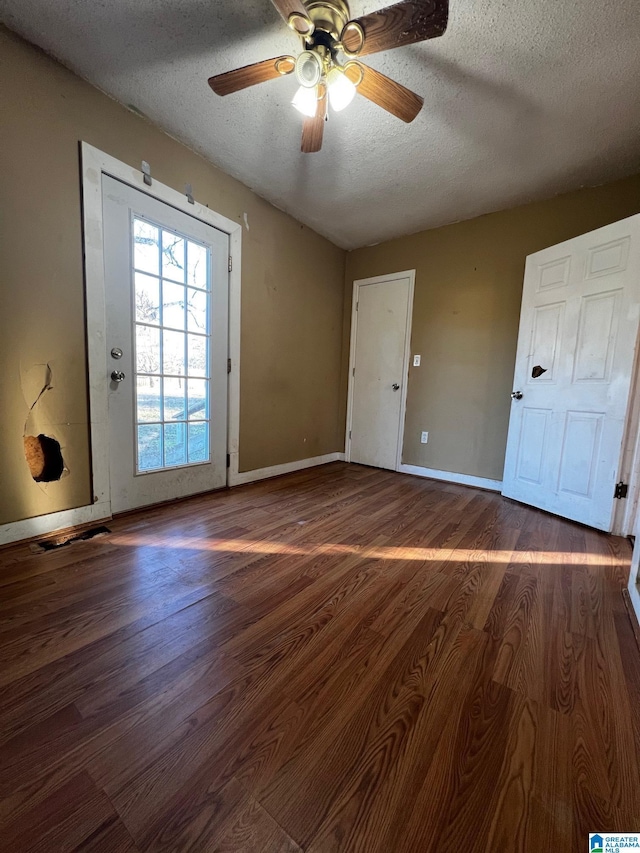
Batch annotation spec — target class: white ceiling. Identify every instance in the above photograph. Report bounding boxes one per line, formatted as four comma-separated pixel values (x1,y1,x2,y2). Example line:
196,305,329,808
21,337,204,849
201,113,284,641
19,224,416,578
2,0,640,249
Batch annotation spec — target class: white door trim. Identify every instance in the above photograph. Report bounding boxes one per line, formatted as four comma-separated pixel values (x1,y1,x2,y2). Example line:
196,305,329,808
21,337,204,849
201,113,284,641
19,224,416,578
628,578,640,630
628,545,640,628
613,337,640,536
0,143,242,546
345,270,415,471
626,495,640,626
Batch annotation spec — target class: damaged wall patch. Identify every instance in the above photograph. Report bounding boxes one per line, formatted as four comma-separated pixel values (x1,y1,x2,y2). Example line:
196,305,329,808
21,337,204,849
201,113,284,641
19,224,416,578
21,362,69,484
24,434,65,482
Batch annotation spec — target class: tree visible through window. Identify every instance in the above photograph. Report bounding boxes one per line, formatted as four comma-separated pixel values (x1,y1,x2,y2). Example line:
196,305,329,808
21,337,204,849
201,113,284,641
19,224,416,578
132,217,211,472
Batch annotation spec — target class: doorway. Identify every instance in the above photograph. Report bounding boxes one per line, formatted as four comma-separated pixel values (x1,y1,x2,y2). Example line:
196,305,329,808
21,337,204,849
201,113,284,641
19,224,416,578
102,176,229,513
81,143,242,520
346,271,414,471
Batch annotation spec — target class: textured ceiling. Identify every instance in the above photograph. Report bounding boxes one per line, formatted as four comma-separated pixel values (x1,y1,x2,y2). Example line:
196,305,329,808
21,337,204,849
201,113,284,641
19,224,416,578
2,0,640,249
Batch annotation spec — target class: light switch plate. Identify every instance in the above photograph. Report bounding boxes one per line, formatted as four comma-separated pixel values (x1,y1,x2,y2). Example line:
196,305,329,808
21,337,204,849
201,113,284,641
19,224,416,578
421,431,428,444
413,355,421,367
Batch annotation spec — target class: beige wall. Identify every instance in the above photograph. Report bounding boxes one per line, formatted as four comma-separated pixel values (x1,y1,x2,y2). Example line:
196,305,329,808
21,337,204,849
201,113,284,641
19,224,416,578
346,174,640,482
0,27,346,526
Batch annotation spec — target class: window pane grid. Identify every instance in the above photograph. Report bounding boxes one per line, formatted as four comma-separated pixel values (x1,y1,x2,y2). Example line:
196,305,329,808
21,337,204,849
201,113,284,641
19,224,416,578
133,217,211,473
136,373,210,379
133,268,209,294
136,320,208,344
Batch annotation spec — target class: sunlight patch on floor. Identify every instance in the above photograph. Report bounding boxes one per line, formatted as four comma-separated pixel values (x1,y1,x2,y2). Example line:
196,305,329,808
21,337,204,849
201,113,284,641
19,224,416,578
107,533,624,566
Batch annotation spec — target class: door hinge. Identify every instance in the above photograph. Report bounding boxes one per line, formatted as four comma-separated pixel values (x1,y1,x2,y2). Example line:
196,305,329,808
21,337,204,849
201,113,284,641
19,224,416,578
614,481,628,499
356,301,359,311
227,357,231,374
352,367,355,377
349,430,352,439
228,256,233,272
226,453,230,468
141,160,152,186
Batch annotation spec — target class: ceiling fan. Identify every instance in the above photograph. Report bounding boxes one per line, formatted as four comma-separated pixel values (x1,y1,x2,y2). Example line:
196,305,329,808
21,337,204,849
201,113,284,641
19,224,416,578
208,0,449,153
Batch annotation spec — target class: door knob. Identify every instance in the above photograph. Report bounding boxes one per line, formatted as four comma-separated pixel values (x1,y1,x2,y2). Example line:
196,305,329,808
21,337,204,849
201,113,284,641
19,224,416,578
392,383,400,391
111,370,126,383
511,390,523,400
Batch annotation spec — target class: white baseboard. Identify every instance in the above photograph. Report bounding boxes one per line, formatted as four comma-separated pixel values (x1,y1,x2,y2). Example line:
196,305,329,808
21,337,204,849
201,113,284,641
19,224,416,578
0,501,111,547
0,453,348,546
398,463,503,493
229,452,345,487
1,458,501,545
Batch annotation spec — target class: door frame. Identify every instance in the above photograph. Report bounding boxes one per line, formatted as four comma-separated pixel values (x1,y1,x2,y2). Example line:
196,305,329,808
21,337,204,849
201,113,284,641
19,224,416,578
81,142,242,518
613,335,640,536
614,328,640,639
345,270,415,471
628,507,640,628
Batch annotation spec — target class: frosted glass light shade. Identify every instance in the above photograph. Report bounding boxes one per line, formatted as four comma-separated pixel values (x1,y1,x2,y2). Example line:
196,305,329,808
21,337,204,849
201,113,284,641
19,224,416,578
327,67,356,112
292,85,318,118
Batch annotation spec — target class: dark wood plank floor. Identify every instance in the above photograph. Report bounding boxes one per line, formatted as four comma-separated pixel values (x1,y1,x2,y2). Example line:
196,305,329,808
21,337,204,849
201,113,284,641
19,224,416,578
1,462,639,852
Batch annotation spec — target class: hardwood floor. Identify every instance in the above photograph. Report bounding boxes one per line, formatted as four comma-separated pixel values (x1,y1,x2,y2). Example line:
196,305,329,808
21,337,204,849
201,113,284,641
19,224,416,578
1,462,639,851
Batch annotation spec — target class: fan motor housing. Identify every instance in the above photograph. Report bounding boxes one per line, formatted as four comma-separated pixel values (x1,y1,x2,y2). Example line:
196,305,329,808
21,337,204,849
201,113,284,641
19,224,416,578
305,0,350,40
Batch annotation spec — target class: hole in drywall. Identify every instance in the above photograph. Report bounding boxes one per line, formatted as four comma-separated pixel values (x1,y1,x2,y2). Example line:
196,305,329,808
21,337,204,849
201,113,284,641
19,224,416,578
24,434,65,482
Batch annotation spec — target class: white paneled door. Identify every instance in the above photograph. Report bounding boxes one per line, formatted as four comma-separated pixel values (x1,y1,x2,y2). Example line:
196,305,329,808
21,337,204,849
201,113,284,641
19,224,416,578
103,175,229,513
502,215,640,531
347,272,414,471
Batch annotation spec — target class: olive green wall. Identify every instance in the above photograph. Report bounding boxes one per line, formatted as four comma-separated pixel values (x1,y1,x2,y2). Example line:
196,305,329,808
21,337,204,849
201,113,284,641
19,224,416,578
345,174,640,482
0,26,346,526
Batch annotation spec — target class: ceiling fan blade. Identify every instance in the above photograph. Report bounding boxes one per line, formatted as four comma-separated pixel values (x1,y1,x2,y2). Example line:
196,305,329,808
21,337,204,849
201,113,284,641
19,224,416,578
301,88,327,153
209,55,295,96
345,62,423,122
270,0,315,34
342,0,448,57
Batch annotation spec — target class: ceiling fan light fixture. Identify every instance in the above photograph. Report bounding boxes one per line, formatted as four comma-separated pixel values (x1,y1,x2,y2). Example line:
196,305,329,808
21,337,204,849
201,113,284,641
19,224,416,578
326,66,356,112
292,85,319,118
295,51,323,88
207,0,450,152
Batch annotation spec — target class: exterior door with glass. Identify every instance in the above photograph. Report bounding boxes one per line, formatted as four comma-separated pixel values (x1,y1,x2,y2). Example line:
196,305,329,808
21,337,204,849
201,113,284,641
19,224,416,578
102,175,229,513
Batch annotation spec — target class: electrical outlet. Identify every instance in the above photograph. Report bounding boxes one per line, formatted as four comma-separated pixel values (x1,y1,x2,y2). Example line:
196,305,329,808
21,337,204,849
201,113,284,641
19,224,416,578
421,431,428,444
413,354,421,367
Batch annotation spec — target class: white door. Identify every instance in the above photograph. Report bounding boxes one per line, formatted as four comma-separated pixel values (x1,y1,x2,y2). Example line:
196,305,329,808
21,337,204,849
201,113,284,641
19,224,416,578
102,175,229,513
347,272,414,470
502,214,640,531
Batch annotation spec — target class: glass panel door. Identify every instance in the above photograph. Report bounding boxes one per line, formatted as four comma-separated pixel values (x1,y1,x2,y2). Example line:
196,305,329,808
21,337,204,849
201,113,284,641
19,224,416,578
132,217,212,473
103,175,229,513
